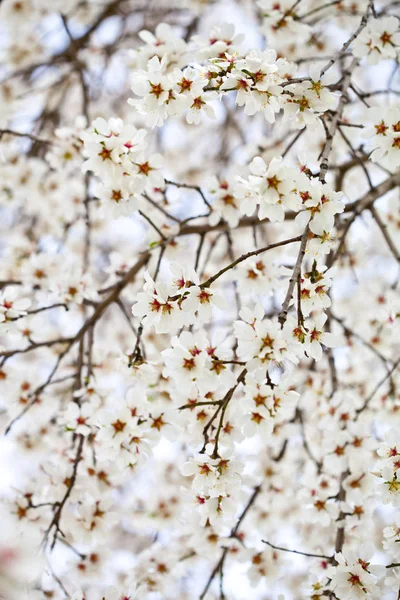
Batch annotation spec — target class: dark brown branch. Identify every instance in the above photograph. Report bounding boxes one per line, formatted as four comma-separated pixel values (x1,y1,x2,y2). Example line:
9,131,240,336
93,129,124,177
262,540,332,560
201,236,302,289
43,434,84,550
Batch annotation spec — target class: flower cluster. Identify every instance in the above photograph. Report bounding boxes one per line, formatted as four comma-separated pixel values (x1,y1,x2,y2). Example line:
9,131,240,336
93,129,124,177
82,117,164,216
376,429,400,506
129,57,216,127
352,16,400,65
127,24,339,129
162,330,236,396
181,451,243,529
328,544,385,599
257,0,313,59
366,106,400,170
206,175,242,228
1,1,400,599
240,373,299,437
236,155,344,245
132,265,226,333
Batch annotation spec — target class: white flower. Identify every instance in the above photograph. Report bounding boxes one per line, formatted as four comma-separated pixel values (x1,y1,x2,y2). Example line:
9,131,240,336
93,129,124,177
132,21,188,70
291,262,333,316
132,270,190,334
365,106,400,170
207,176,241,228
302,313,342,361
377,464,400,505
50,267,98,305
183,285,226,324
304,496,339,527
95,180,140,217
129,56,188,127
305,63,339,111
377,428,400,464
295,177,344,236
245,155,297,222
220,48,284,123
241,374,299,438
75,495,117,543
0,287,30,322
162,330,235,395
61,402,96,436
383,515,400,561
328,543,385,599
235,175,260,216
194,22,244,59
343,470,376,503
186,91,217,125
96,404,136,448
132,152,164,190
352,17,400,65
236,255,281,297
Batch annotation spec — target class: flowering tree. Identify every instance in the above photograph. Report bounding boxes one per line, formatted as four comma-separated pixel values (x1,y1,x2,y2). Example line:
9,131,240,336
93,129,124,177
1,0,400,598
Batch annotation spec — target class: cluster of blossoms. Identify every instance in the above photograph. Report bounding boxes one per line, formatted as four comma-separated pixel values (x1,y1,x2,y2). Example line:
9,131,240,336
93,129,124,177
128,22,339,129
0,286,31,325
206,175,242,228
353,16,400,64
81,117,164,216
257,0,313,58
239,373,299,437
181,451,244,529
130,58,217,126
162,330,236,397
0,0,400,599
328,543,386,599
235,304,339,366
236,155,344,240
365,106,400,170
375,428,400,505
132,265,226,333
